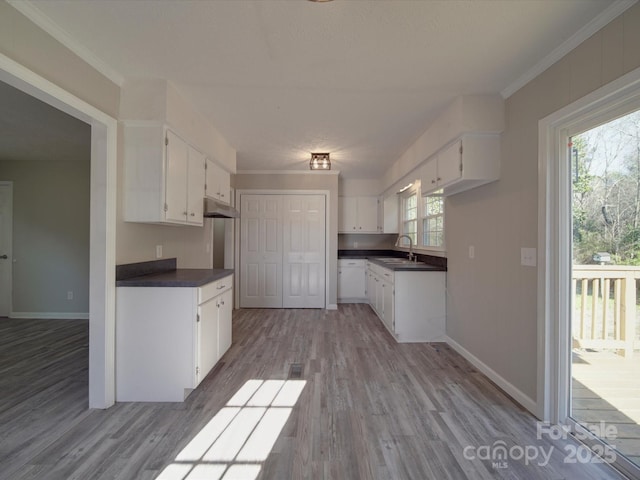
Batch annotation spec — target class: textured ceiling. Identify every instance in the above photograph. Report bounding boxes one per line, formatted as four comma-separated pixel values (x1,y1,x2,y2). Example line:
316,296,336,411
17,0,618,177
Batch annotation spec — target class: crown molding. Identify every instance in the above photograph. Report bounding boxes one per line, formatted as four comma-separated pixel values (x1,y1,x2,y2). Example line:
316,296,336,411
500,0,637,99
237,169,340,176
7,0,125,87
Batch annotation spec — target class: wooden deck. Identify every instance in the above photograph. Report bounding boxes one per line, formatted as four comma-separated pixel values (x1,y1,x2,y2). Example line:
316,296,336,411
572,349,640,467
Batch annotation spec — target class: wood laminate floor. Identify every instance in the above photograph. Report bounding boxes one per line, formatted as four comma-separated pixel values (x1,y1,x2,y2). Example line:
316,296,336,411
0,307,630,480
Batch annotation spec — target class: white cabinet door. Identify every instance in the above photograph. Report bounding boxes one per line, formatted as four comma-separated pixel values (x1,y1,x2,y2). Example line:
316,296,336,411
283,195,326,308
339,196,358,232
419,157,439,195
187,146,205,225
366,270,376,306
382,280,394,332
357,197,379,232
197,297,219,385
338,265,366,300
165,130,189,223
240,195,283,308
438,140,462,188
217,288,233,358
205,159,231,205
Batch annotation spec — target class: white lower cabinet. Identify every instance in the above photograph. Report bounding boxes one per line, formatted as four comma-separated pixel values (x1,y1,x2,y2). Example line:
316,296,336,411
116,275,233,402
337,259,367,302
366,262,445,342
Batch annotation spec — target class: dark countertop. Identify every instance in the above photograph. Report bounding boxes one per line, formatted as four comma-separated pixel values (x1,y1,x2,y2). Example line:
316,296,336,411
116,268,233,287
116,258,233,287
338,249,447,271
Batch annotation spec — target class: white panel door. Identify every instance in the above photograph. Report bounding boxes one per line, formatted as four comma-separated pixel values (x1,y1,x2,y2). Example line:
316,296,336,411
240,195,283,307
283,195,325,308
0,183,12,316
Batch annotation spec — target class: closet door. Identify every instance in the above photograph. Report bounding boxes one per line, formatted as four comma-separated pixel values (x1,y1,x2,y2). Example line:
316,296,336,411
282,195,326,308
240,195,283,307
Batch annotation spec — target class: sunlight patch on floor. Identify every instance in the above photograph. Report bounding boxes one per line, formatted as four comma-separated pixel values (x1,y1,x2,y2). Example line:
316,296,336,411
156,379,306,480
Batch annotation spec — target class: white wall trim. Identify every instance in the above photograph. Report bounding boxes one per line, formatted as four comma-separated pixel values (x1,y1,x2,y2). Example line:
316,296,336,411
0,52,118,410
538,65,640,424
501,0,638,99
446,336,538,415
10,312,90,320
7,0,125,87
326,303,338,310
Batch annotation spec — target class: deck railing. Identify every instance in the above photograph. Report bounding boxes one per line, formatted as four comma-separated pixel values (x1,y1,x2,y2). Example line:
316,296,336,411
572,265,640,357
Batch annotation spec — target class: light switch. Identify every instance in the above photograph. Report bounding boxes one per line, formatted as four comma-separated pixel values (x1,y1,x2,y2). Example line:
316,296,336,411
156,245,163,258
469,246,475,259
521,247,537,267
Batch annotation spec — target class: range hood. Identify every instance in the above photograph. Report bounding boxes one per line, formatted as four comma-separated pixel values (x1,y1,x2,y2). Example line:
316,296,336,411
203,198,239,218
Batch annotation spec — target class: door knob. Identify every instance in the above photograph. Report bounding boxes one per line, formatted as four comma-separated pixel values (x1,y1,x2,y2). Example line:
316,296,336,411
0,255,7,259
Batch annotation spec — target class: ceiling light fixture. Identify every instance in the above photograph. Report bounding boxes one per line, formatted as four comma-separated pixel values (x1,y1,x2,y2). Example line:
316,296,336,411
310,153,331,170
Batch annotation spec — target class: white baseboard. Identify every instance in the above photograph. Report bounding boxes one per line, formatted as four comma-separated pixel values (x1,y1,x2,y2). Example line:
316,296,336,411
446,335,538,416
10,312,89,320
326,303,338,310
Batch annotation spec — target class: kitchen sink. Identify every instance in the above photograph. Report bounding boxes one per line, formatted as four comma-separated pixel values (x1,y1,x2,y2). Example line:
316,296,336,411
374,257,423,265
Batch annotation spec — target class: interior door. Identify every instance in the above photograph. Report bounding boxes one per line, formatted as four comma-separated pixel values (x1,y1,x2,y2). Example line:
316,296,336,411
240,195,283,307
283,195,325,308
0,183,12,317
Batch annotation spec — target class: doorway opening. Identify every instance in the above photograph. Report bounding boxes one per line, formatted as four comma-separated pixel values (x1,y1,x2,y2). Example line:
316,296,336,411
0,53,117,408
570,109,640,471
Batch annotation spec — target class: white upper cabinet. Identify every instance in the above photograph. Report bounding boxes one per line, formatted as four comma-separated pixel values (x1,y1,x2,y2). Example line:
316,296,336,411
420,134,500,196
187,146,206,224
339,196,379,233
123,123,206,226
205,158,231,205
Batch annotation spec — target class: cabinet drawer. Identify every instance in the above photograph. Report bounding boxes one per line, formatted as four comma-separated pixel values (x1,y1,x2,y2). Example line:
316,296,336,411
198,274,233,304
338,259,366,267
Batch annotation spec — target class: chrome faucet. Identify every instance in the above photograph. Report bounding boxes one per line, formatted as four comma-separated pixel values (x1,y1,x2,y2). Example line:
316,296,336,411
396,234,415,262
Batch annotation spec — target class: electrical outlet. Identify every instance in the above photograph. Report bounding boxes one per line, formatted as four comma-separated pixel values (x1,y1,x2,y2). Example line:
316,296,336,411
156,245,163,258
469,245,475,259
67,291,73,300
206,243,211,253
521,247,537,267
354,241,359,248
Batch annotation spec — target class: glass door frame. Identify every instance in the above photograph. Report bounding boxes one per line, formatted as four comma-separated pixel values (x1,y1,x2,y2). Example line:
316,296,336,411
538,66,640,479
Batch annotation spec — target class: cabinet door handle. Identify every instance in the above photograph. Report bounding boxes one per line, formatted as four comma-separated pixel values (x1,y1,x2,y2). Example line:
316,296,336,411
190,212,195,216
217,284,226,289
221,300,225,305
431,179,436,184
183,211,188,216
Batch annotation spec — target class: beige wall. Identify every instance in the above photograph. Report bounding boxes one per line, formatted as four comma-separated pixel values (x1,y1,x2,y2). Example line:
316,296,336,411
236,173,339,305
0,159,90,315
0,2,120,118
446,3,640,401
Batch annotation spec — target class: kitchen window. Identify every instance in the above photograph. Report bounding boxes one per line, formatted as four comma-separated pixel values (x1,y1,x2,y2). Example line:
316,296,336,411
422,191,444,248
401,190,417,246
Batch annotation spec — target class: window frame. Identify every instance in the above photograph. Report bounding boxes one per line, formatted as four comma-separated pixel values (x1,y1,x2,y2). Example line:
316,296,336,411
421,190,445,250
397,181,446,253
